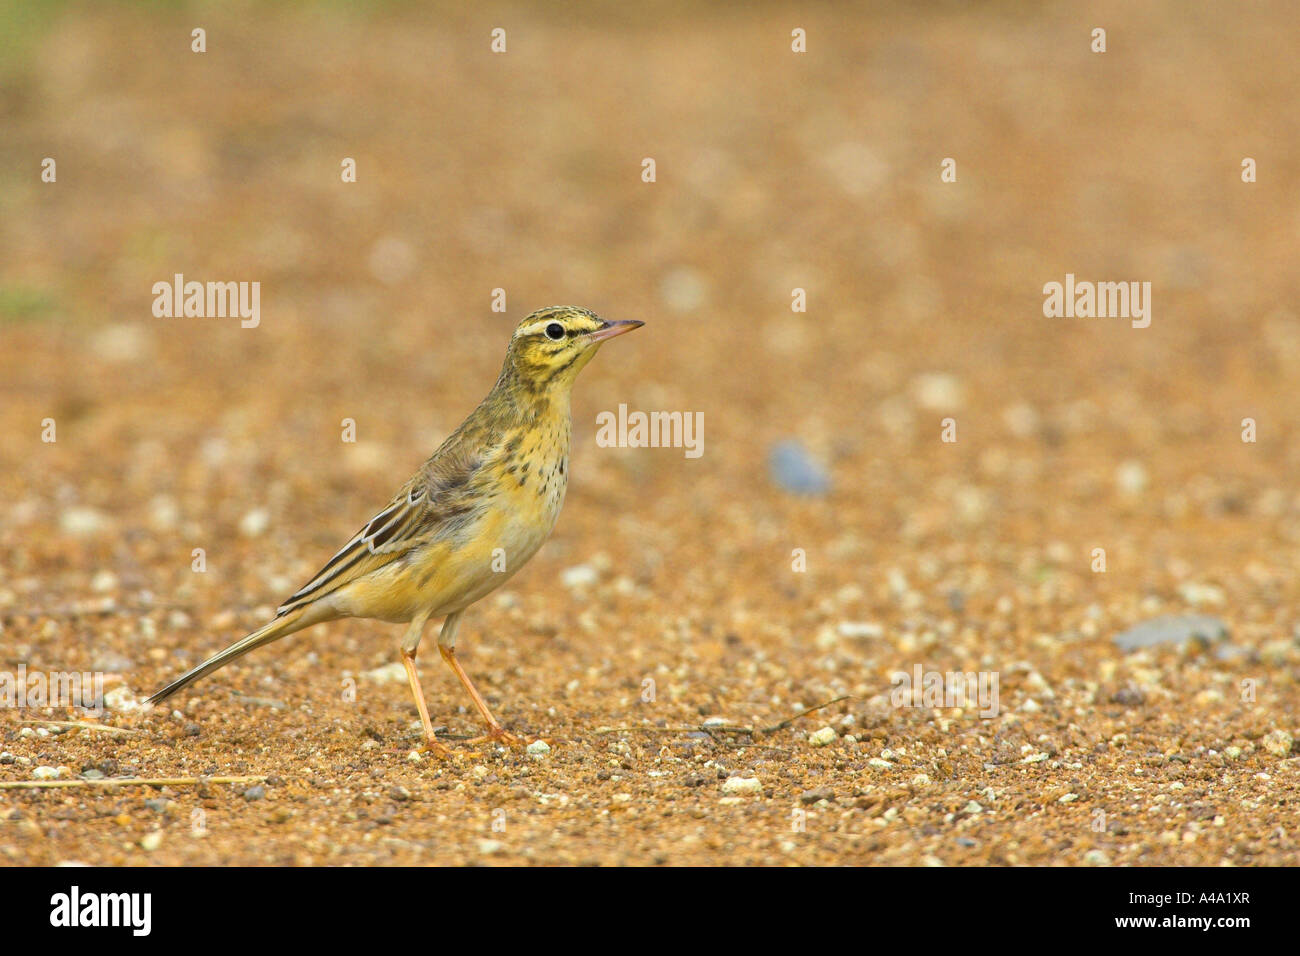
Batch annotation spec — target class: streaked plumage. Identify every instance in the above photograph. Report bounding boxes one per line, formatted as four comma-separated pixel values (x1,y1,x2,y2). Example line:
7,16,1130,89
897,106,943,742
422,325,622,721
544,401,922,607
147,306,643,755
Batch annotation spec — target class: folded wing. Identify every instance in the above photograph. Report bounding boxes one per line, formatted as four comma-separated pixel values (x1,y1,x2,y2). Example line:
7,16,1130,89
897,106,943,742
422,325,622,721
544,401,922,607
275,444,483,617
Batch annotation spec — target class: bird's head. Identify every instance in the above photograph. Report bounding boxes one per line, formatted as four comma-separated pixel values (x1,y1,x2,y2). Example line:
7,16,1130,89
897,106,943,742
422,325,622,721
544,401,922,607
501,306,643,394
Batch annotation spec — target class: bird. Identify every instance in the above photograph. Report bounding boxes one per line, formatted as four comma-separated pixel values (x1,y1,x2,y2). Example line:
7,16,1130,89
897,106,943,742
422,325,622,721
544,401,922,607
146,306,644,756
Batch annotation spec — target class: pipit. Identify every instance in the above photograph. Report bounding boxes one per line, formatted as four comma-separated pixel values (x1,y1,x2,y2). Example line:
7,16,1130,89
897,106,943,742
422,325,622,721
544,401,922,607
147,306,643,755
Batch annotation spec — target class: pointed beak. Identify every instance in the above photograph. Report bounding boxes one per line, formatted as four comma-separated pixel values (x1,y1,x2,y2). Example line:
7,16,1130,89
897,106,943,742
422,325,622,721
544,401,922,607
585,319,645,343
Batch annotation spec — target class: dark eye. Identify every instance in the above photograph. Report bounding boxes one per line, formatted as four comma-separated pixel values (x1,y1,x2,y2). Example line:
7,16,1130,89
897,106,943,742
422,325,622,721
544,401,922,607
545,323,565,340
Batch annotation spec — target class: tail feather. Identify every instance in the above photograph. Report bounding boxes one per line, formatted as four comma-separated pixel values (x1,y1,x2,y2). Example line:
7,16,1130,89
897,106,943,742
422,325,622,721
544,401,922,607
146,607,314,706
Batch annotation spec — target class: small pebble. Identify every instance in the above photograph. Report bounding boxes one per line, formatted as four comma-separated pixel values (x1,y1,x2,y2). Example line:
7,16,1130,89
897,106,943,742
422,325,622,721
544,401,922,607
140,831,163,852
1262,730,1294,757
808,726,837,747
60,506,110,536
799,787,834,804
560,565,599,589
242,785,266,801
837,621,883,639
721,776,762,795
238,508,271,537
768,440,830,495
911,372,963,411
103,686,142,712
1115,460,1148,495
1113,615,1228,652
90,570,119,593
361,662,407,684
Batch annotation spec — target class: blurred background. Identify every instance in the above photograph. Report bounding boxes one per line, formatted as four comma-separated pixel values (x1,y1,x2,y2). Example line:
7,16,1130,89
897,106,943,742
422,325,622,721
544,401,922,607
2,1,1300,865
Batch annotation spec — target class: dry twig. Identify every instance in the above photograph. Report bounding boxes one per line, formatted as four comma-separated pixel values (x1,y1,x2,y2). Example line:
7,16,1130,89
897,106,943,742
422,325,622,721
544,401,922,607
19,720,144,737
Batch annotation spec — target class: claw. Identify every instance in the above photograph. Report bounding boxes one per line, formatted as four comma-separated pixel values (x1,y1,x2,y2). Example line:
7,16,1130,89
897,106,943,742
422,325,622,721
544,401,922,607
468,726,524,748
420,738,453,759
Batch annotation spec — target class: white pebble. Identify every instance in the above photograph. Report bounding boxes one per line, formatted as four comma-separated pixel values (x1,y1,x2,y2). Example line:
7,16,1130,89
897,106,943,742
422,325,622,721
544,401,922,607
361,662,407,685
911,372,963,411
1263,729,1293,757
238,508,271,537
60,506,110,536
721,776,762,795
91,570,119,593
1116,460,1149,495
103,686,141,712
808,726,837,747
560,565,599,589
837,621,884,639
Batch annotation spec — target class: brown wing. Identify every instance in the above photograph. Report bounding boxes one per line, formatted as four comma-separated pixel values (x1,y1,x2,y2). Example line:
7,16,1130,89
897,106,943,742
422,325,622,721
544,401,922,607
274,443,484,617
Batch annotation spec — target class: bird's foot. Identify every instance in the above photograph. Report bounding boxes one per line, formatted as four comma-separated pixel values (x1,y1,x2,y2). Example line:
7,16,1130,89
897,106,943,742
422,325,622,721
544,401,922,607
420,738,453,759
468,725,524,748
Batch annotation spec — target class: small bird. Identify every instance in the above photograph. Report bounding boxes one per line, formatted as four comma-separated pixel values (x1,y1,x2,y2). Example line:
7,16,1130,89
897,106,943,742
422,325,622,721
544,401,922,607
147,306,643,755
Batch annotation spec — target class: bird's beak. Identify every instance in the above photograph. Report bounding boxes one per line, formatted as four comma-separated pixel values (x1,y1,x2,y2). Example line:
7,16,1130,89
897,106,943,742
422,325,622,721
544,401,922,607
585,319,645,343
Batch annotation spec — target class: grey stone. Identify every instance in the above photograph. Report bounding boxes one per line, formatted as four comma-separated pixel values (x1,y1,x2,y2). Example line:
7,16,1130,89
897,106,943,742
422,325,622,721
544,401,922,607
1112,615,1227,652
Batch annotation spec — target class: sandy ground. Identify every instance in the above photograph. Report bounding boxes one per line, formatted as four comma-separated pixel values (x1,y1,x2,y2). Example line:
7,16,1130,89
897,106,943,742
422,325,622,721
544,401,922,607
2,2,1300,866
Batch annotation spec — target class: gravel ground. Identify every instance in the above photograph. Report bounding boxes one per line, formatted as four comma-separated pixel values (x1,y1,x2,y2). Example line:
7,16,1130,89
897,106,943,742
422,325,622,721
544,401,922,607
2,2,1300,866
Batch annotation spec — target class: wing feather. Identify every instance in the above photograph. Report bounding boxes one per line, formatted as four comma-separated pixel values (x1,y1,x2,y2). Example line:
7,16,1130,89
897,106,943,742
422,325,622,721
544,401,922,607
275,444,484,616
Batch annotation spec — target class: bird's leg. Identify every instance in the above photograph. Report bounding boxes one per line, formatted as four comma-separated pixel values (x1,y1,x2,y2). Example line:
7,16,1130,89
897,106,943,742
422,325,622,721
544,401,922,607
437,611,522,746
400,612,450,758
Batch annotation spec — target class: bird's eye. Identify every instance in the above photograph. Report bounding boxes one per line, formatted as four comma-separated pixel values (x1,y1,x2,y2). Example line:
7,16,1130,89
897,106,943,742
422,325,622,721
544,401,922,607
545,323,565,341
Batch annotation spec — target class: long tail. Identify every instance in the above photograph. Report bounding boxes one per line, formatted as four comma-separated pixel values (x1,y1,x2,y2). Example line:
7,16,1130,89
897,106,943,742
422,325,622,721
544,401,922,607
146,606,316,706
